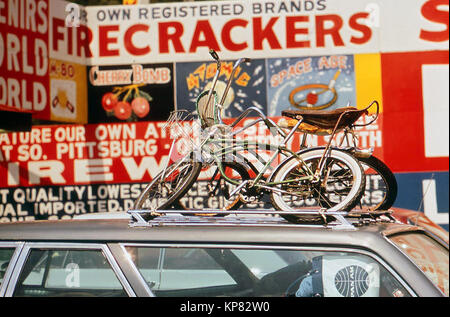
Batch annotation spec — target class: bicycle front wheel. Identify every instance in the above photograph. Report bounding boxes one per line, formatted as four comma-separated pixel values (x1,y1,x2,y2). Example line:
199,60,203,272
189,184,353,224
270,149,365,222
134,159,202,212
178,161,251,214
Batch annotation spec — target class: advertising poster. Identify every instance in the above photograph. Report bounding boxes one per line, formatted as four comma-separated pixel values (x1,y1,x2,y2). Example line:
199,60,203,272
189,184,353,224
267,55,356,117
381,50,449,173
83,0,381,65
87,63,174,123
0,0,50,119
175,59,267,119
48,0,89,123
0,122,174,221
49,0,90,65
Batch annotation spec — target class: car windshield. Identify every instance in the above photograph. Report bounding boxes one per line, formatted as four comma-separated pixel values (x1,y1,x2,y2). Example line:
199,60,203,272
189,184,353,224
389,232,449,296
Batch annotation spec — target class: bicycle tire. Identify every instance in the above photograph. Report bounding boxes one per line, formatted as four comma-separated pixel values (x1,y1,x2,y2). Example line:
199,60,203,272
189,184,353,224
133,159,202,212
270,148,365,223
178,161,251,215
358,155,397,211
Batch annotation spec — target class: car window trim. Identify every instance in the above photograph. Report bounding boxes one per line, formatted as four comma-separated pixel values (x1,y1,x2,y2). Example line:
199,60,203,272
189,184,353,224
0,242,25,297
119,242,417,297
4,242,136,297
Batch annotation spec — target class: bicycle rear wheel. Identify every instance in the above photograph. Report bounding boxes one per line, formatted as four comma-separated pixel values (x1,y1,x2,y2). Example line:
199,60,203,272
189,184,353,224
134,159,202,213
357,155,397,211
270,149,365,223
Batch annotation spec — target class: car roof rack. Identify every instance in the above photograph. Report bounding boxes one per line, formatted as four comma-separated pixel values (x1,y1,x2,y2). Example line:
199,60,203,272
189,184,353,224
127,209,397,231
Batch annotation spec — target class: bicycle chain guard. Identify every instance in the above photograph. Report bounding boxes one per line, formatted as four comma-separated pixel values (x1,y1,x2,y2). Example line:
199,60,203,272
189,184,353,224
239,182,263,203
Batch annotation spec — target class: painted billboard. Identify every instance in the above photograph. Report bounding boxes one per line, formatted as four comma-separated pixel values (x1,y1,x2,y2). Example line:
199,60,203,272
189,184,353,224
0,122,172,220
0,0,448,228
82,0,379,65
0,0,89,123
0,0,50,118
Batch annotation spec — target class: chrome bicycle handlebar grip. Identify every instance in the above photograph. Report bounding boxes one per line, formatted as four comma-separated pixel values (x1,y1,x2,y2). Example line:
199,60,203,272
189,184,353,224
209,49,219,61
205,51,222,121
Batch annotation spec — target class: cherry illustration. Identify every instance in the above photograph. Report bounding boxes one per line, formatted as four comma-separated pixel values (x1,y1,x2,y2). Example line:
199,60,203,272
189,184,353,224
131,97,150,118
114,101,132,120
102,92,118,111
106,84,153,121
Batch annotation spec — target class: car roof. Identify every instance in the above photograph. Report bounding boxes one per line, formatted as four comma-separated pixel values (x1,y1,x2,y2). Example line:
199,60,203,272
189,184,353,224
0,213,425,248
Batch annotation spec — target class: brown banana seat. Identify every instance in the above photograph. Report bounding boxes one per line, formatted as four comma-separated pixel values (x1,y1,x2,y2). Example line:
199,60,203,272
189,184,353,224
281,107,368,132
278,118,335,135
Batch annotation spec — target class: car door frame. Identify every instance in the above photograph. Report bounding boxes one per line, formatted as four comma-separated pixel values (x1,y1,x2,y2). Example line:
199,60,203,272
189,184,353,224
108,243,155,297
2,242,137,297
0,242,25,297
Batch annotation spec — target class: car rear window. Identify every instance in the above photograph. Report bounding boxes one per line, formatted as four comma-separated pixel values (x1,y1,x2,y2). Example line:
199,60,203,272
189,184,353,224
125,246,412,297
389,233,449,296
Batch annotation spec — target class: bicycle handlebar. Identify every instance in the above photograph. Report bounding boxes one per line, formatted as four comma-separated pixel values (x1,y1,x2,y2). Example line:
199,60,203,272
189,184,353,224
206,50,252,123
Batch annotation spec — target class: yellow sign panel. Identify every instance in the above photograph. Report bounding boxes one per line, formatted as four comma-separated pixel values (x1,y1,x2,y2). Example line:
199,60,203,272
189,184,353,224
49,59,88,123
354,53,384,114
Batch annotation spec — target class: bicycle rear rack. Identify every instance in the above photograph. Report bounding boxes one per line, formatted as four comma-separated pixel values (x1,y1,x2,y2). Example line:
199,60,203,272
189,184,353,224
127,209,363,231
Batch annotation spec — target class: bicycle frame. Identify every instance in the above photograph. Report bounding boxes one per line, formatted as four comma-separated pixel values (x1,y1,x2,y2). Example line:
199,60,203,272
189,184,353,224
199,116,321,197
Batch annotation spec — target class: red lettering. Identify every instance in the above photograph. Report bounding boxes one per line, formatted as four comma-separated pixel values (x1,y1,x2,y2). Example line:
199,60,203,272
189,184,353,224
159,21,185,53
52,18,92,58
349,12,372,44
67,27,73,56
286,16,310,48
124,24,150,56
253,17,282,50
420,0,449,42
77,25,93,58
52,18,65,53
221,19,248,51
315,15,344,47
189,20,220,53
99,25,119,57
